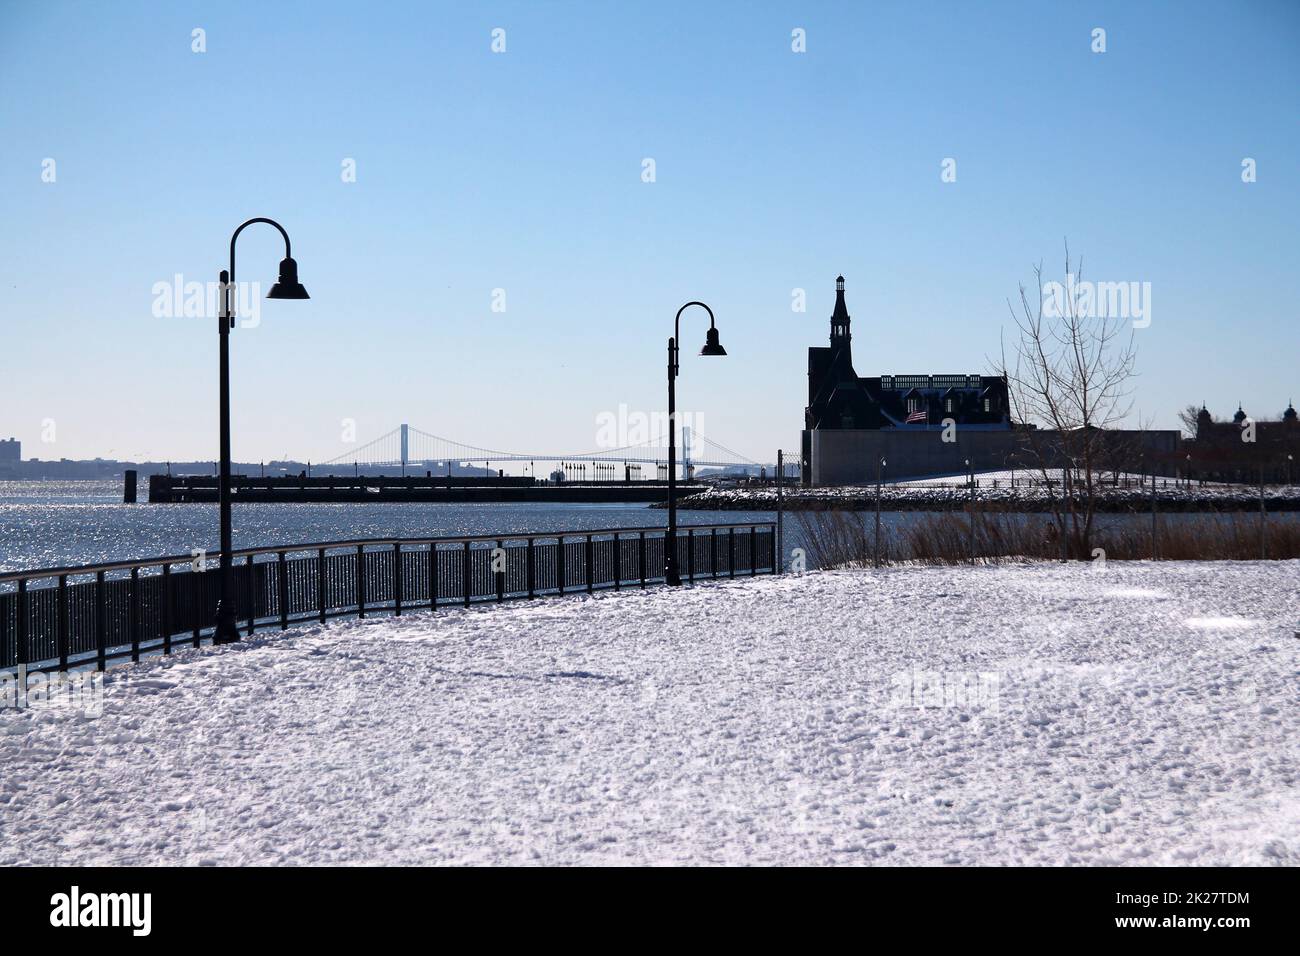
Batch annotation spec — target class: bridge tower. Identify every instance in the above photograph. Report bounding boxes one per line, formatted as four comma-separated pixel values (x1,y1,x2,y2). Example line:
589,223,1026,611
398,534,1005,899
400,423,409,474
682,425,693,481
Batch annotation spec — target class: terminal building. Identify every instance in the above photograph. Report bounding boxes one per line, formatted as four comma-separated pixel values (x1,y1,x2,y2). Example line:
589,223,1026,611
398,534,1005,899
804,277,1010,433
799,276,1178,484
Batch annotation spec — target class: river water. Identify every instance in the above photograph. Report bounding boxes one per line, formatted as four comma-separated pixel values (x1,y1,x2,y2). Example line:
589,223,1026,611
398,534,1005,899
3,481,1289,574
0,481,793,572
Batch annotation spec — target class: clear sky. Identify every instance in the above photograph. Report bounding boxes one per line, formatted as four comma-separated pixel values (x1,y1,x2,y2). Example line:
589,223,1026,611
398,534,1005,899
2,0,1297,465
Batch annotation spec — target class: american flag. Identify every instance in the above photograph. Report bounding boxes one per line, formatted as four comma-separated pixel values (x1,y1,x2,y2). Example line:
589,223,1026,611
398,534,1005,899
905,408,928,424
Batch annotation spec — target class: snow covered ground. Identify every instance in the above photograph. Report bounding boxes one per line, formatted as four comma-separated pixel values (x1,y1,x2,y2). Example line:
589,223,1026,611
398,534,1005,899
1,561,1296,866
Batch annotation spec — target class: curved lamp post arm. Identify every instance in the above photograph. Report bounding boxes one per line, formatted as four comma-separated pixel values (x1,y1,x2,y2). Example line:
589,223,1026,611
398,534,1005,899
228,217,292,286
671,300,716,377
222,218,294,327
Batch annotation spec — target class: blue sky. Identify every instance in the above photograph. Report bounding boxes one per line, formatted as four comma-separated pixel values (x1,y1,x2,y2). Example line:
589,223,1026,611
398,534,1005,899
2,0,1297,465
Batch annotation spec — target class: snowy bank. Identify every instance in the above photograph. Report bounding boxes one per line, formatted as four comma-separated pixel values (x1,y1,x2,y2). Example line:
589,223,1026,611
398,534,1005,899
1,561,1296,865
674,483,1300,512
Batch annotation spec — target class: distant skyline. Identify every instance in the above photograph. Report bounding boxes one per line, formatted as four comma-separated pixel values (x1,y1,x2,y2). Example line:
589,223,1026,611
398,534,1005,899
2,0,1297,463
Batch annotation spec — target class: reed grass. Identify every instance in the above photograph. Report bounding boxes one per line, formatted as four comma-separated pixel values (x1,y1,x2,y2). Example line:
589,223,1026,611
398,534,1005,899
796,509,1300,569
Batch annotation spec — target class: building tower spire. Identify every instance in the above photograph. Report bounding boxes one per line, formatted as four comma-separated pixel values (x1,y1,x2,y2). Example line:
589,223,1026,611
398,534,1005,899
830,275,851,345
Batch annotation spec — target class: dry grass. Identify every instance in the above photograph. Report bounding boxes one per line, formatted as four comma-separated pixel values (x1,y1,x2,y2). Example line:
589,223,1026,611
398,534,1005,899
797,509,1300,569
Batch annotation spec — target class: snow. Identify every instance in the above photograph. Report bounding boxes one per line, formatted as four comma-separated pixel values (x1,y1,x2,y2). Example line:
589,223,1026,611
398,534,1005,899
1,561,1296,866
679,477,1297,511
894,468,1154,487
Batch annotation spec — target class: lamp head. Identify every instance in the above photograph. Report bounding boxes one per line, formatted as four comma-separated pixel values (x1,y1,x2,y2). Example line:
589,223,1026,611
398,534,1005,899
267,256,310,299
700,326,727,356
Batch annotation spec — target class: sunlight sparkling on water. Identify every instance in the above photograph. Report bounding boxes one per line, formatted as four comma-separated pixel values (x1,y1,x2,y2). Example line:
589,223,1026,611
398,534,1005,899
0,480,781,572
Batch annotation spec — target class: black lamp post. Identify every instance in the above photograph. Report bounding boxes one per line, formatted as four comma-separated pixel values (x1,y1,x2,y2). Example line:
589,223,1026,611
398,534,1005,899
213,218,309,645
665,301,726,586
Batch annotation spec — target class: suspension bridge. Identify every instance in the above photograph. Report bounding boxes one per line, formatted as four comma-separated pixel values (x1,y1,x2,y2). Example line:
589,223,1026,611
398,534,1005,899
317,423,773,476
147,423,801,504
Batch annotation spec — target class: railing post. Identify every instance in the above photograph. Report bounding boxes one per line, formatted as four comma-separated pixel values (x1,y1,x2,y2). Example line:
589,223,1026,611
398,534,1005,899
393,543,403,616
969,472,976,565
613,533,621,591
769,522,777,574
15,578,28,670
278,551,289,630
750,528,757,576
687,529,695,581
639,532,647,588
95,570,106,671
462,541,471,606
711,528,718,578
495,540,506,602
192,567,201,648
161,564,172,654
776,450,784,574
429,543,439,610
57,573,69,670
526,538,536,598
357,545,366,618
317,547,327,623
728,528,735,578
129,566,141,662
246,555,256,636
586,535,594,592
557,535,566,594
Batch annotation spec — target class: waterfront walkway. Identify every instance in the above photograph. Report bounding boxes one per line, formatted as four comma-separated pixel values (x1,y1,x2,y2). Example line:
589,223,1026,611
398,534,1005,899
2,561,1294,865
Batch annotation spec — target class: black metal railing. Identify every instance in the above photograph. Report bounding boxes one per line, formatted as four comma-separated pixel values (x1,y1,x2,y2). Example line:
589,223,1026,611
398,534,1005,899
0,523,776,675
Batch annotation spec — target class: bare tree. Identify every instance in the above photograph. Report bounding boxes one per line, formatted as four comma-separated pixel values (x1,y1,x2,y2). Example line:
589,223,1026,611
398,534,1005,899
994,245,1139,559
1177,403,1206,440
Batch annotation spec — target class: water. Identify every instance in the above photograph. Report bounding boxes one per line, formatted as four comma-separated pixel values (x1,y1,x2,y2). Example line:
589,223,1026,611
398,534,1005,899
0,481,786,572
5,480,1285,574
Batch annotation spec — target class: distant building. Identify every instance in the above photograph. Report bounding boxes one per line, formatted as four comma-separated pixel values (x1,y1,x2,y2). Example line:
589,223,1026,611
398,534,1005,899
1186,402,1299,483
799,275,1179,484
804,277,1010,431
0,438,19,462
